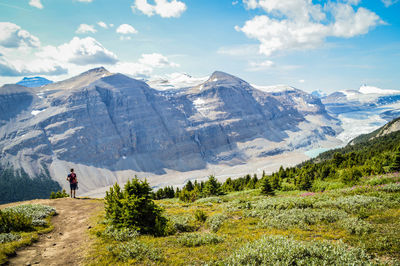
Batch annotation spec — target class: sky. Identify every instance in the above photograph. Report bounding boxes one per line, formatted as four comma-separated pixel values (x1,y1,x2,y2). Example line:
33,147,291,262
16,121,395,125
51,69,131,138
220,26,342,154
0,0,399,93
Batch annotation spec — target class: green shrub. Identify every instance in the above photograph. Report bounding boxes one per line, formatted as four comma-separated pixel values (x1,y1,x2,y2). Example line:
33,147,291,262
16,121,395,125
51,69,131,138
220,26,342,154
104,178,167,236
5,204,56,221
177,233,224,247
339,218,374,236
250,196,316,210
178,188,199,203
311,179,345,192
0,210,33,233
50,189,69,199
194,210,207,223
102,225,139,241
314,195,384,213
0,232,21,243
168,215,197,233
107,239,161,262
207,213,227,232
280,182,297,191
340,167,363,185
379,183,400,193
255,208,348,230
1,204,55,233
223,235,371,265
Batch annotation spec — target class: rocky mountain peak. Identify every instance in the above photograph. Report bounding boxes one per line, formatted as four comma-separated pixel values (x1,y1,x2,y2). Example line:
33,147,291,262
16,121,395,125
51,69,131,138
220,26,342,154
207,71,248,85
43,66,112,92
190,71,251,93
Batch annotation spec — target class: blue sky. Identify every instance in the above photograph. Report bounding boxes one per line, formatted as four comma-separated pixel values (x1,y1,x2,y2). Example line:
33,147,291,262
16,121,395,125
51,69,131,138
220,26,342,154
0,0,399,92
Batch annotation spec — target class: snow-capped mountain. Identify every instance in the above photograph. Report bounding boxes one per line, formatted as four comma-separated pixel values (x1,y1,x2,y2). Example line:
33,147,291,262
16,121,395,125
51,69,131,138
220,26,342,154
0,68,340,197
16,77,53,88
146,72,208,90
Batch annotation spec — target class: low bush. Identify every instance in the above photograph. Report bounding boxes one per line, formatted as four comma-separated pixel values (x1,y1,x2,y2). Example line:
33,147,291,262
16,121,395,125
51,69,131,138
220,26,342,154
194,210,207,223
250,196,316,210
50,189,69,199
223,235,371,265
314,195,384,213
177,233,224,247
311,180,345,192
102,225,139,241
168,215,197,233
0,210,33,233
1,204,55,233
107,239,161,262
254,208,348,230
339,218,374,236
379,183,400,193
207,213,227,232
0,233,21,243
5,204,56,221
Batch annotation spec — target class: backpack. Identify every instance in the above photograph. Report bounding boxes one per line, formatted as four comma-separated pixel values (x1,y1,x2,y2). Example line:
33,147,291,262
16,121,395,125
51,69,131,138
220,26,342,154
69,173,77,184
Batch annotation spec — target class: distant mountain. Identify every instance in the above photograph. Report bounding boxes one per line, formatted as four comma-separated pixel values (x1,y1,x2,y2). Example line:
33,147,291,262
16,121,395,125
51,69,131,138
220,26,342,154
0,67,340,201
322,85,400,143
16,77,53,88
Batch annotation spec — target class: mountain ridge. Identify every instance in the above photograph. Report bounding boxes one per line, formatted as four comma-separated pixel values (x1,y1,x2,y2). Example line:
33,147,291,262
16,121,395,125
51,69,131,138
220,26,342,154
0,67,340,202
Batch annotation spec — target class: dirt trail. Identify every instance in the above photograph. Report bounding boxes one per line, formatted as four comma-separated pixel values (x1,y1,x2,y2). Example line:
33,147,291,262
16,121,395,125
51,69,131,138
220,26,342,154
3,198,103,266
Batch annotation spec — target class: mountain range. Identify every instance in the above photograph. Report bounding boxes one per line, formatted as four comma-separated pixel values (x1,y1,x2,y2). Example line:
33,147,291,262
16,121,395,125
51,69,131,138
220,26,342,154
0,67,342,198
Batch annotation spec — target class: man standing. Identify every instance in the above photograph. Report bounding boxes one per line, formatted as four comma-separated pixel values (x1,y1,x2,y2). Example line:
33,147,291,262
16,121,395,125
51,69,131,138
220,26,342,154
67,168,78,198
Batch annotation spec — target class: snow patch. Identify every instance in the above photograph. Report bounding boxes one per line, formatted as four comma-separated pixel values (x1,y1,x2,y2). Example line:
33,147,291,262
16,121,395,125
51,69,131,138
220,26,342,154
359,85,399,95
31,109,45,116
193,98,206,106
211,77,218,82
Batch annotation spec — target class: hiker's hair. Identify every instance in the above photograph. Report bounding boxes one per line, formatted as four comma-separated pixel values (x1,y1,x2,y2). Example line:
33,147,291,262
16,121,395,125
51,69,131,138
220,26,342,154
70,168,74,172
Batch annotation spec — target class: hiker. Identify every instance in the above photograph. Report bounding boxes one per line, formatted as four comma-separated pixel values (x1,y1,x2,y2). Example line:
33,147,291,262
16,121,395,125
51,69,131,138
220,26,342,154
66,168,78,198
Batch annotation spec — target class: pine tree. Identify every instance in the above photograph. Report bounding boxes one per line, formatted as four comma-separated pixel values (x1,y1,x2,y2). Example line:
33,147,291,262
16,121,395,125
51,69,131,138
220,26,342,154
390,146,400,172
260,177,274,195
203,175,223,196
185,180,194,191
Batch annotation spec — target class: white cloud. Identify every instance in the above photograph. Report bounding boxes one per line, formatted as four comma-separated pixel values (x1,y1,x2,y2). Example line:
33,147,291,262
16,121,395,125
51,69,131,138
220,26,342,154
381,0,399,7
77,0,93,2
97,21,108,29
29,0,43,9
138,53,179,68
37,37,118,65
0,55,67,76
110,62,153,77
299,79,305,83
76,24,97,34
237,0,384,56
116,24,138,35
132,0,187,18
0,22,40,48
110,53,179,78
248,59,274,71
217,44,259,57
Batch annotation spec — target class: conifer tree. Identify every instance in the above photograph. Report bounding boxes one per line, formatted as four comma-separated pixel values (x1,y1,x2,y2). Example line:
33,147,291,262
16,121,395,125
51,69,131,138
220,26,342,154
390,146,400,172
260,177,274,195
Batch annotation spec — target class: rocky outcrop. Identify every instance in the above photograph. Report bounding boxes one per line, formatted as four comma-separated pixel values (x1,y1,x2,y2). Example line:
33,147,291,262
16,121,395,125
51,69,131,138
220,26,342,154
0,68,340,195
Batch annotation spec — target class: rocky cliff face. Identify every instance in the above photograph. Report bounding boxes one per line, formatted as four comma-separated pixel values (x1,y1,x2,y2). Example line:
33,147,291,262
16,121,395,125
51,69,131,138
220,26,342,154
0,68,340,195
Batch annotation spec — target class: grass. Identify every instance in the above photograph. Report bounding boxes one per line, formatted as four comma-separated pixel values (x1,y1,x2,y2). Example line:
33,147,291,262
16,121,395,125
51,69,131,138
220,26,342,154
85,173,400,265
